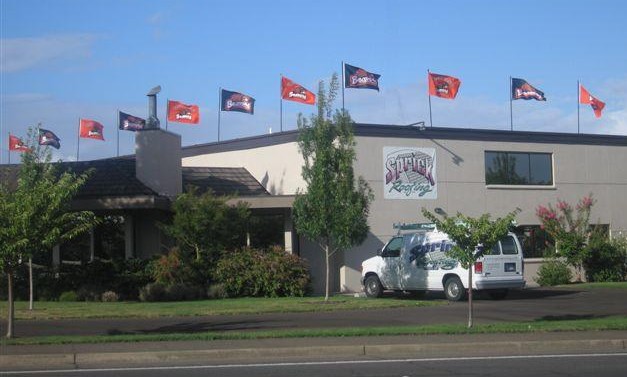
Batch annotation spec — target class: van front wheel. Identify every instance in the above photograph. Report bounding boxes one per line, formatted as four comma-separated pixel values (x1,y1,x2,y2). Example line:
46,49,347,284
444,277,466,301
364,275,383,298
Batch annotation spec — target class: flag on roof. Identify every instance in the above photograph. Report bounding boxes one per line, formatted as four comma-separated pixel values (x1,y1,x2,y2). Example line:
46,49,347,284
38,128,61,149
79,119,105,140
344,63,381,91
119,111,146,131
9,134,30,152
428,72,461,99
511,78,546,101
167,100,200,124
580,84,605,118
221,89,255,114
281,76,315,105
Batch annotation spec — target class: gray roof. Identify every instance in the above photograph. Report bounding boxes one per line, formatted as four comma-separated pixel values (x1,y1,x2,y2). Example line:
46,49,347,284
183,167,269,196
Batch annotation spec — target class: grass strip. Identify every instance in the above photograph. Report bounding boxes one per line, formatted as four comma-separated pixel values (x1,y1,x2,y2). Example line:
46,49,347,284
5,315,627,346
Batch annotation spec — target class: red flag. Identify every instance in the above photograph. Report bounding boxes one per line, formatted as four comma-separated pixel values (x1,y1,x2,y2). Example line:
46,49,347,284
79,119,105,140
428,72,461,99
580,85,605,118
281,76,315,105
9,134,31,152
167,100,200,124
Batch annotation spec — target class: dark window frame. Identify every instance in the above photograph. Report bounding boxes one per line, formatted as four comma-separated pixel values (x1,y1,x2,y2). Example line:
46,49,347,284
485,151,553,186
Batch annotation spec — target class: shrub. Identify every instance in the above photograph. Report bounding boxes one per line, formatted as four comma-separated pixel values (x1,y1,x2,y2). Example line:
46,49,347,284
207,283,228,299
58,291,79,302
165,283,205,301
101,291,119,302
536,259,573,286
76,285,103,301
215,246,310,297
139,282,167,302
584,235,626,282
150,248,198,286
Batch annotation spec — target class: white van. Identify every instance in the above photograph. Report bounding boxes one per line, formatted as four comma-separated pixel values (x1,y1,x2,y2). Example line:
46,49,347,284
361,226,525,301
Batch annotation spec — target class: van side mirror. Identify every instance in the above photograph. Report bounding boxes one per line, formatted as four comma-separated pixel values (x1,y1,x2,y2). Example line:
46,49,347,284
376,248,382,256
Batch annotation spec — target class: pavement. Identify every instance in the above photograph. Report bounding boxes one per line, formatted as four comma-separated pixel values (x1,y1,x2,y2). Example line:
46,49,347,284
1,287,627,371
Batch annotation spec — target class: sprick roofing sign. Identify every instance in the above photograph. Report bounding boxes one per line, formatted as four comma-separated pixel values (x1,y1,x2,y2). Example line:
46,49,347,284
383,147,437,199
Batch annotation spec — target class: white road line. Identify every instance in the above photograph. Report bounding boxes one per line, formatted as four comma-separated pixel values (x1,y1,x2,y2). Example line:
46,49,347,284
4,352,627,375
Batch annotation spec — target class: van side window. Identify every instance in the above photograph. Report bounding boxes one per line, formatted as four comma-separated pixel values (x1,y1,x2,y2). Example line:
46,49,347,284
500,236,518,255
484,242,501,255
382,237,403,257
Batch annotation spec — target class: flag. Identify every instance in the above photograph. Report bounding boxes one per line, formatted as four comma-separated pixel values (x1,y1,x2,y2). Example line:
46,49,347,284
79,119,105,140
119,111,146,131
38,128,61,149
580,84,605,118
167,100,200,124
9,134,30,152
511,78,546,101
221,89,255,114
344,63,381,91
281,76,315,105
428,72,461,99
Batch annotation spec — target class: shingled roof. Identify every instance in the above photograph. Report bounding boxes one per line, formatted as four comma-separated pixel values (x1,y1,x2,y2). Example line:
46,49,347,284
0,159,268,209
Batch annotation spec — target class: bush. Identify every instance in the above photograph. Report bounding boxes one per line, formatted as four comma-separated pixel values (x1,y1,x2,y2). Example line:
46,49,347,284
165,283,205,301
76,285,103,301
139,282,167,302
101,291,119,302
58,291,79,302
207,283,228,299
215,246,310,297
584,235,626,282
536,259,573,286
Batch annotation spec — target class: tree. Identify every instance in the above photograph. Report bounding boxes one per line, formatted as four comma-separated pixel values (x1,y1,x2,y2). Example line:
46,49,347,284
293,73,374,301
421,208,520,328
161,186,250,264
0,128,97,338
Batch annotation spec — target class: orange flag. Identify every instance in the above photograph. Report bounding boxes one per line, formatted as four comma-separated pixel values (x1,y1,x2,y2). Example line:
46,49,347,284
281,76,315,105
428,72,461,99
79,119,105,140
580,85,605,118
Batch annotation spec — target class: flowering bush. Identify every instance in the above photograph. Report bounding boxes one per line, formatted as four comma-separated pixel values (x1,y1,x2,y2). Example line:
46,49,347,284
536,194,595,276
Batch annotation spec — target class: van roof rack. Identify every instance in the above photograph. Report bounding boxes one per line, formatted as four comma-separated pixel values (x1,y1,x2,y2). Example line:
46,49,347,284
393,222,437,234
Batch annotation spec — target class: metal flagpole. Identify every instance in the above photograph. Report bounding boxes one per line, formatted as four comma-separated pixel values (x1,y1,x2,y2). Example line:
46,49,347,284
341,61,345,113
577,80,581,135
7,132,10,164
280,75,283,132
116,110,120,157
427,69,433,128
217,88,222,141
76,118,81,161
165,99,169,131
509,76,514,131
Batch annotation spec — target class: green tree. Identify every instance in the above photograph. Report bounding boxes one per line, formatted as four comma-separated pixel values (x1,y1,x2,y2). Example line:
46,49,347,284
1,128,97,338
421,207,520,328
293,73,374,301
161,186,250,265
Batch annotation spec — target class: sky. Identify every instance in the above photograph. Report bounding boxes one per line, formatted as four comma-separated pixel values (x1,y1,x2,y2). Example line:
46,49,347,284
1,0,626,163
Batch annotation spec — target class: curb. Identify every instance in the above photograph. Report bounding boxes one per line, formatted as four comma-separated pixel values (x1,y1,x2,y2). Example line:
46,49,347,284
2,339,626,371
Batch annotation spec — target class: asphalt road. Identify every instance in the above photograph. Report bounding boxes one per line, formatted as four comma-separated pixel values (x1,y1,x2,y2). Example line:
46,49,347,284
5,353,627,377
6,287,627,338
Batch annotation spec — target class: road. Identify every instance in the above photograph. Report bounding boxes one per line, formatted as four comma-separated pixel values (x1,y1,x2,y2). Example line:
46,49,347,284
6,287,627,337
4,353,627,376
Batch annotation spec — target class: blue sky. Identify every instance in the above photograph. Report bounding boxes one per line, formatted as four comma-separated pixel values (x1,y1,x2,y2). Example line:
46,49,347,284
1,0,626,162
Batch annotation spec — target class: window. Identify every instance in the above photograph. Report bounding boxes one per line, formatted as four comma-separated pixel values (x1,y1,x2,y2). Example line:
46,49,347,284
382,237,403,257
485,151,553,186
500,236,518,255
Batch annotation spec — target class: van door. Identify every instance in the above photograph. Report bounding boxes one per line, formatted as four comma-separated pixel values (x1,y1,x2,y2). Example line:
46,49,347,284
481,235,523,279
379,236,404,290
400,233,428,290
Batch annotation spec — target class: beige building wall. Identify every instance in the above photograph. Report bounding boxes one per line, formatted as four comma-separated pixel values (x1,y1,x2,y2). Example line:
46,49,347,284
181,131,627,293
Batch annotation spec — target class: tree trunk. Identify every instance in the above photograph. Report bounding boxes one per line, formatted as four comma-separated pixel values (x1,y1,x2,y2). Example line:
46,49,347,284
29,257,34,311
467,268,473,328
325,244,330,302
7,272,15,339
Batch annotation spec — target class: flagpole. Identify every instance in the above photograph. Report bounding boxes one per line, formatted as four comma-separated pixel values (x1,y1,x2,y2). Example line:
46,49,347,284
116,110,120,157
76,118,81,161
509,76,513,131
280,74,283,132
427,69,433,128
577,80,581,135
218,87,222,141
341,61,345,113
7,132,10,164
165,99,169,131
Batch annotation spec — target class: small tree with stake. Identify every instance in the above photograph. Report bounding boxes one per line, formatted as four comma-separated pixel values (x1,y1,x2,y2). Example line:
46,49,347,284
421,207,520,328
293,73,373,301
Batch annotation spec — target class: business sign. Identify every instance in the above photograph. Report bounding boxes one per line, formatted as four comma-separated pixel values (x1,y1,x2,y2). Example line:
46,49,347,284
383,146,437,199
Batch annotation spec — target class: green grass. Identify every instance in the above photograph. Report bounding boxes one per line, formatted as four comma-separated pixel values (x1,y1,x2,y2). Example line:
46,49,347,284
0,296,442,321
5,315,627,346
559,281,627,289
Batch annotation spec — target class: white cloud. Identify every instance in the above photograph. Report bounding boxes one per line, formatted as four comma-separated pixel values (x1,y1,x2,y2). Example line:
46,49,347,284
1,34,97,73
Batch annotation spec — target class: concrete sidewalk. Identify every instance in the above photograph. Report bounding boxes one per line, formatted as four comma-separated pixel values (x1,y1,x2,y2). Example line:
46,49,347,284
2,331,627,371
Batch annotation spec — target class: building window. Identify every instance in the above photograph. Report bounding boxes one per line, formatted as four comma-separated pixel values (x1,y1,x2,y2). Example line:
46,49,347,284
513,225,550,258
485,151,553,186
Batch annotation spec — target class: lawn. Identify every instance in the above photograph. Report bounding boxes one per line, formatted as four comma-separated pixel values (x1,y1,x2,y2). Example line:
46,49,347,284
0,295,442,321
559,281,627,289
